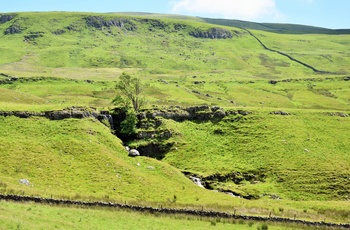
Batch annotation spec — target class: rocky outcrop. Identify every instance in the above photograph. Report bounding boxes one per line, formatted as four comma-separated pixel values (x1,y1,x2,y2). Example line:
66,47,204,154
174,23,187,31
138,106,250,122
138,18,168,31
0,14,15,24
52,29,65,35
137,130,173,139
4,23,23,35
270,111,291,116
0,107,113,123
190,28,233,39
327,112,349,117
44,108,99,120
24,32,44,42
0,111,44,118
135,141,174,160
85,16,137,31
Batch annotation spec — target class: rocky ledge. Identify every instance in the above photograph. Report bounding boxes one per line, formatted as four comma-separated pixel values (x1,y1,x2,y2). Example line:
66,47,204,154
0,107,113,127
138,105,251,122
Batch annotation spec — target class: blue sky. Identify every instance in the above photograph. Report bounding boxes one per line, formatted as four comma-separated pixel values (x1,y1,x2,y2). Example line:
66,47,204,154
1,0,349,29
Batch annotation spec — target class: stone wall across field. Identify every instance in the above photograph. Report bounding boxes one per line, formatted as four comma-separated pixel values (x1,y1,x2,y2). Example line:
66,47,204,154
0,194,349,229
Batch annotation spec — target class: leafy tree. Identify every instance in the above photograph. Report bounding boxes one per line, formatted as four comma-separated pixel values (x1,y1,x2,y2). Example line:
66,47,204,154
113,72,145,113
113,72,145,136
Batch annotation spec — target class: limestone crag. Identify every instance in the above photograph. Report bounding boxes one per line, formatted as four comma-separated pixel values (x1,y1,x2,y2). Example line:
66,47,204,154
0,14,15,24
190,27,233,39
4,23,23,35
0,107,113,124
138,106,250,122
85,16,137,31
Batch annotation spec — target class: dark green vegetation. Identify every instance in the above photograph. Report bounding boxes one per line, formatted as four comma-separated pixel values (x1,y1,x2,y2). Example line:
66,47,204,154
0,12,349,227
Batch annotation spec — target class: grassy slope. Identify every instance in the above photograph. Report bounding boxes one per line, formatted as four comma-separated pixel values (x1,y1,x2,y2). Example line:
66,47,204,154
1,12,349,80
162,110,350,201
0,116,239,207
0,78,116,111
0,12,349,225
1,74,349,112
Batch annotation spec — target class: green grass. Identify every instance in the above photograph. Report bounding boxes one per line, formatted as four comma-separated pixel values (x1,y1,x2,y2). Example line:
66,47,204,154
161,109,350,201
1,75,348,112
1,12,349,81
0,116,233,205
0,11,350,227
0,201,317,230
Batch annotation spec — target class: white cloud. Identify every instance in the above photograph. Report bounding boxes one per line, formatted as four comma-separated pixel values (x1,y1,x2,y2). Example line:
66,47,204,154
170,0,282,21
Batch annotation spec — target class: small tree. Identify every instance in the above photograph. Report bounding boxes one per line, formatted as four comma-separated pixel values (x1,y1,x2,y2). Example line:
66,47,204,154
113,72,145,113
113,72,145,136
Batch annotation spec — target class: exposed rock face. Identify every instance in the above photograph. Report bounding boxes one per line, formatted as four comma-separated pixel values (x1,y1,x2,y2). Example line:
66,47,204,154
138,18,168,31
270,111,291,116
138,106,250,122
52,29,65,35
327,112,349,117
0,111,44,118
4,24,23,35
137,130,173,139
190,28,233,39
45,107,99,120
0,107,114,128
0,14,15,24
174,23,187,31
136,142,174,160
85,16,137,31
24,32,45,42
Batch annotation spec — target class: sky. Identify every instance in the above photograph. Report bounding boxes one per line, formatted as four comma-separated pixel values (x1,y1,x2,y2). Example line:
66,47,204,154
1,0,349,29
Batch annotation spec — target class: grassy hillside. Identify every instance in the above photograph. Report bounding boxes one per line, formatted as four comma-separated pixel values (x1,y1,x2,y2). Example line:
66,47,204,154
161,109,350,201
0,115,236,206
1,12,350,80
0,12,349,226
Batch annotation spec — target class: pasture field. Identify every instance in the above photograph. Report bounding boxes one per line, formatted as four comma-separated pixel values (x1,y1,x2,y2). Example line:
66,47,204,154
0,201,320,230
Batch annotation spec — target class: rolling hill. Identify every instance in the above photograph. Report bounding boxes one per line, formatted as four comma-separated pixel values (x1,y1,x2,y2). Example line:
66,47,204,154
0,12,349,226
